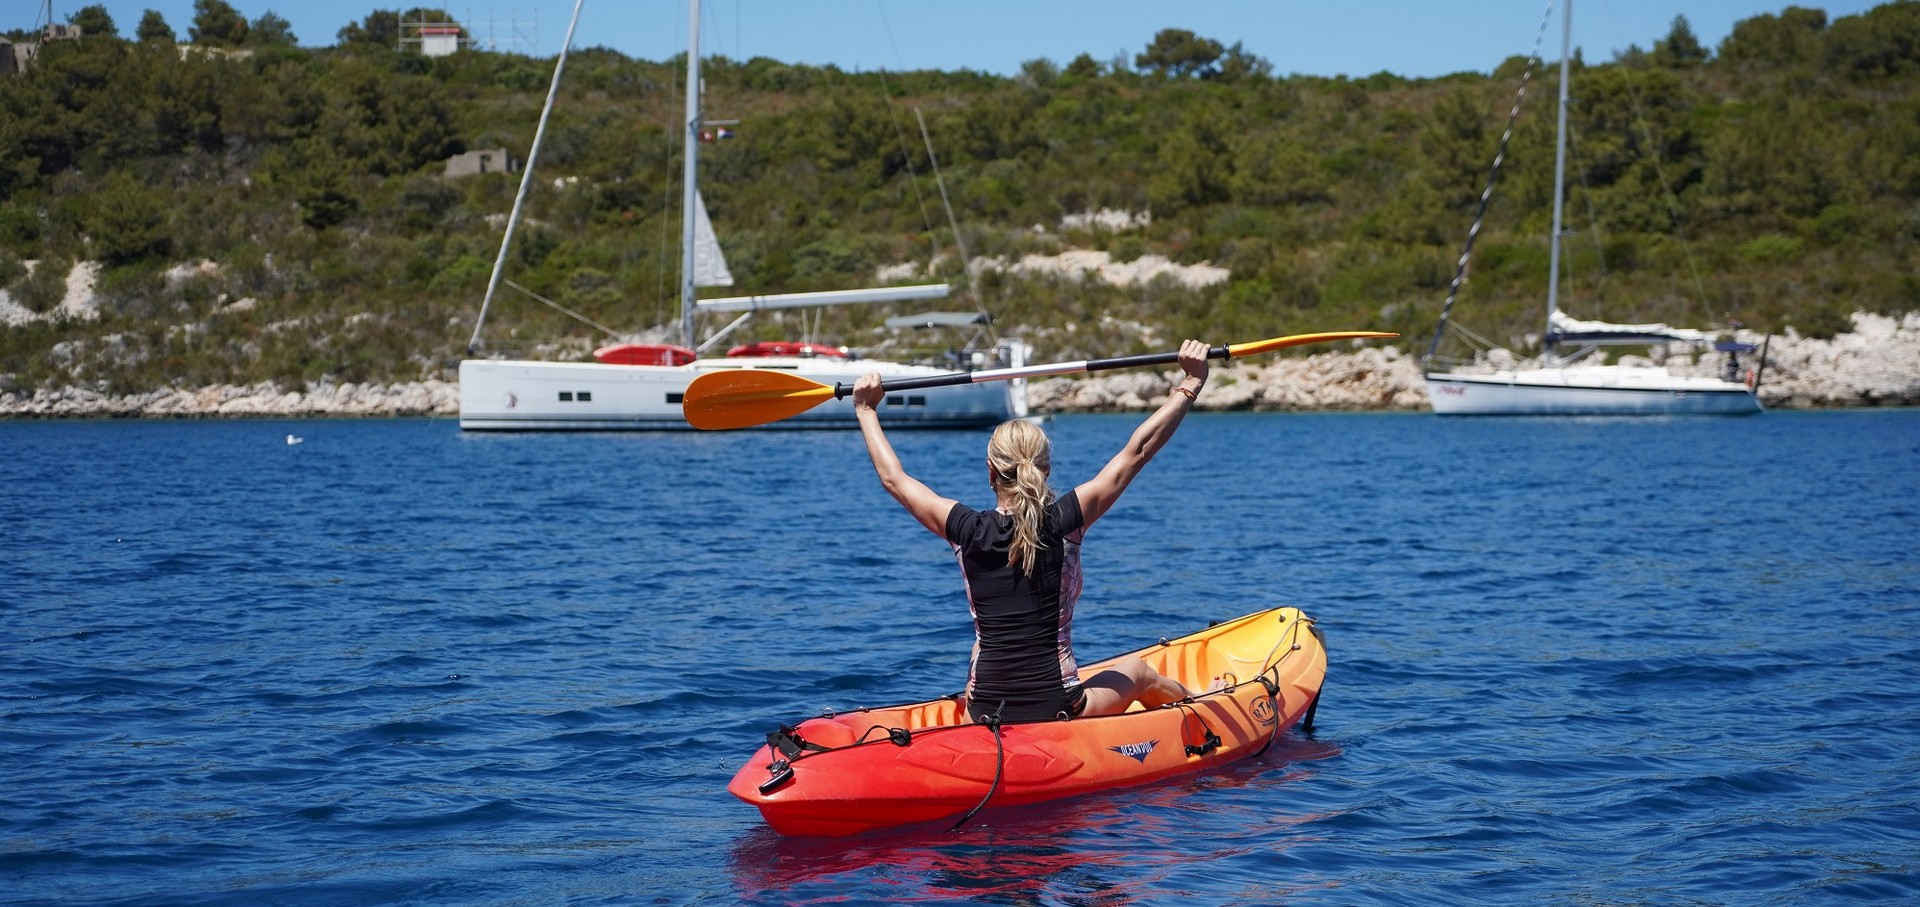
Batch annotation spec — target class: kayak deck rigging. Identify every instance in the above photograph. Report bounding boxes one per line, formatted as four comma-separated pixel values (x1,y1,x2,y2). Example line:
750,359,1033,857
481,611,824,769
728,607,1327,836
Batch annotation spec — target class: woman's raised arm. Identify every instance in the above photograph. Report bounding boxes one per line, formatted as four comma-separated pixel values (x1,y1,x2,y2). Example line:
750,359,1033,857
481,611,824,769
853,373,957,536
1073,339,1209,527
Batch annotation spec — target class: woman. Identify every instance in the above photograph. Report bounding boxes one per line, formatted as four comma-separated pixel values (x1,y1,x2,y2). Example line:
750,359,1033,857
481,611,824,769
851,339,1212,725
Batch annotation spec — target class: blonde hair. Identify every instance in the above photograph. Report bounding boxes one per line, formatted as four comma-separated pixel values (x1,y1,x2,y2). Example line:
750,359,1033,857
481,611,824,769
987,419,1054,575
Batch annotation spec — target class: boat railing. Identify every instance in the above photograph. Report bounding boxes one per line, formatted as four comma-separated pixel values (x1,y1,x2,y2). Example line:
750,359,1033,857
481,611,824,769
463,341,596,362
1543,343,1607,367
1422,353,1510,375
850,342,1022,373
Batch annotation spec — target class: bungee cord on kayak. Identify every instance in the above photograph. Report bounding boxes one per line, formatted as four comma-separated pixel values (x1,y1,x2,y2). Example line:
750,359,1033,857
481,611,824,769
949,704,1008,832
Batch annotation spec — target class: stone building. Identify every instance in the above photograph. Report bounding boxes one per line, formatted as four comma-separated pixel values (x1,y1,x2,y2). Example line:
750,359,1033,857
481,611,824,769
4,23,83,76
443,149,517,178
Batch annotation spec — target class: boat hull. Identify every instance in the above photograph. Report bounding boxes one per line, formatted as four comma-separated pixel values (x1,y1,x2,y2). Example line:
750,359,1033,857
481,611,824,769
458,356,1022,430
727,607,1326,837
1426,367,1762,416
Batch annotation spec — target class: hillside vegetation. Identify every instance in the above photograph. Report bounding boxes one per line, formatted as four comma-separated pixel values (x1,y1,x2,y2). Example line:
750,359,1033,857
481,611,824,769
2,3,1918,397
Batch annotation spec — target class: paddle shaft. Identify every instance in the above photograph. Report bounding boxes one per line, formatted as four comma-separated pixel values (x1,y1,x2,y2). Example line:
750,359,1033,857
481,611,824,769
830,345,1234,399
680,331,1395,429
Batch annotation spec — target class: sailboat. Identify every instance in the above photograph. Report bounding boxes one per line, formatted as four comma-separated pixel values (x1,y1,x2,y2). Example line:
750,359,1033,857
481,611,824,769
457,0,1028,431
1422,0,1763,416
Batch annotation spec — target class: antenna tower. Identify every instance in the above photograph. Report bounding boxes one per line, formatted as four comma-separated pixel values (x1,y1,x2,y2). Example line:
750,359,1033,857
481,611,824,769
467,7,539,54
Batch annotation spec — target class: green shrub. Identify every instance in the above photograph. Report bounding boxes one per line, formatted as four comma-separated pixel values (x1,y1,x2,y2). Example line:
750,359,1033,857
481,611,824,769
1737,233,1805,263
1110,235,1149,263
790,234,880,282
297,171,359,231
88,173,173,265
493,64,543,91
0,205,43,252
95,261,164,309
1811,203,1874,246
394,176,464,235
1791,301,1853,339
430,255,492,295
14,258,70,314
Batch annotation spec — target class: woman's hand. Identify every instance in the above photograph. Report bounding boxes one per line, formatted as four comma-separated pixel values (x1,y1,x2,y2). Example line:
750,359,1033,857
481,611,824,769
851,372,885,412
1177,339,1209,386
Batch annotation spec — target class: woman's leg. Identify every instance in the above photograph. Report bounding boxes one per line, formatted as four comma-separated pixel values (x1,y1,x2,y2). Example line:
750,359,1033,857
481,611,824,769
1079,656,1195,717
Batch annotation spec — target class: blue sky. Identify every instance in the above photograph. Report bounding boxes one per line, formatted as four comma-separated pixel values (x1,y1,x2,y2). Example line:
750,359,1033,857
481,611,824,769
28,1,1890,78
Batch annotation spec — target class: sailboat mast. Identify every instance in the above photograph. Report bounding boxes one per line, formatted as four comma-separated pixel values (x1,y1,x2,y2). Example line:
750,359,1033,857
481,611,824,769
468,0,588,354
1546,0,1572,344
679,0,702,349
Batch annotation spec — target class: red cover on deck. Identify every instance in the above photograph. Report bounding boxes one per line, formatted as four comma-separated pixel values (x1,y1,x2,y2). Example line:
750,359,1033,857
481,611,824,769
594,343,696,366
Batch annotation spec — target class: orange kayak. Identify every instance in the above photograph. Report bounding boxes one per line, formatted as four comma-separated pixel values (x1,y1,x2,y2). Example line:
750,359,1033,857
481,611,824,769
728,607,1327,836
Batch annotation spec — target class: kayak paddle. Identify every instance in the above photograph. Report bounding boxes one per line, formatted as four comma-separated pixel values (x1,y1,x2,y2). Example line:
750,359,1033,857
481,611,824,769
681,330,1398,430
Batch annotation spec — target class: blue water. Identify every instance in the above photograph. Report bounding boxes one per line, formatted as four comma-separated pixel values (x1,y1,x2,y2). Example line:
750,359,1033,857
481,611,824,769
4,410,1918,905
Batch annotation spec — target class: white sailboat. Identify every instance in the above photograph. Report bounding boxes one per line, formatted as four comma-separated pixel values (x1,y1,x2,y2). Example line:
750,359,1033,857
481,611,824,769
1422,0,1762,416
457,0,1027,431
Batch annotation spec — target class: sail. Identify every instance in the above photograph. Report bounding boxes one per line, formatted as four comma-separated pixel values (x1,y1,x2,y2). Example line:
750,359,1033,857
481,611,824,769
1547,310,1718,346
692,191,734,288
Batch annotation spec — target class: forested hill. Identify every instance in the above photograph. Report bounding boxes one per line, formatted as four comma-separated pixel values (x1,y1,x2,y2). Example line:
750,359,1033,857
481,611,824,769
2,3,1918,396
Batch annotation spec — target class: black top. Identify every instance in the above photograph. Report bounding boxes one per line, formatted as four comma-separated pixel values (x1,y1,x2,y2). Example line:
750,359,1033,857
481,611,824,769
944,491,1088,722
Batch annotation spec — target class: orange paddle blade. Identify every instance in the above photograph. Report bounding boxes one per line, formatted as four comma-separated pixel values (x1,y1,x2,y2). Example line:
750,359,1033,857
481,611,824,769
1225,331,1397,359
683,369,839,430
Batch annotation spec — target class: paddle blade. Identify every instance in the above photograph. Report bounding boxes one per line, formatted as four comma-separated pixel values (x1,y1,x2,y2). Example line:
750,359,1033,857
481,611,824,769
683,370,838,430
1225,331,1398,359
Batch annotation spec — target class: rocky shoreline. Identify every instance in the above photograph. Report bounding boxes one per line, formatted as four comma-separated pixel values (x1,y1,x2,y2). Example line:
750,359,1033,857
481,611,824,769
1034,312,1920,412
0,379,463,419
5,313,1916,419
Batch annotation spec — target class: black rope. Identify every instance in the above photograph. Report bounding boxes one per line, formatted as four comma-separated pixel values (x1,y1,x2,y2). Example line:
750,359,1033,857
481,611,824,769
1179,704,1223,757
757,723,833,795
855,725,914,746
766,724,829,759
949,702,1006,832
1252,671,1284,757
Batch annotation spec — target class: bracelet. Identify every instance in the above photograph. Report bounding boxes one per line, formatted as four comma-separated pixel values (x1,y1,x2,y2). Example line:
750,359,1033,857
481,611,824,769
1171,385,1198,403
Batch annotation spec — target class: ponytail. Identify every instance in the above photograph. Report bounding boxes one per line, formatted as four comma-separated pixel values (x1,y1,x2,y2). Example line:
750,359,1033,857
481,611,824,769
987,420,1054,575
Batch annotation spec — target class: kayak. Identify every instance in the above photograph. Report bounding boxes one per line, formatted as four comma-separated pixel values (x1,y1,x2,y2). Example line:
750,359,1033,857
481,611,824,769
727,606,1326,837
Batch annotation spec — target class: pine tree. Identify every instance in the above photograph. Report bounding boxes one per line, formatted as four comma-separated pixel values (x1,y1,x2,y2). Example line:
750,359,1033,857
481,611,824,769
188,0,249,48
67,5,118,40
136,10,175,43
